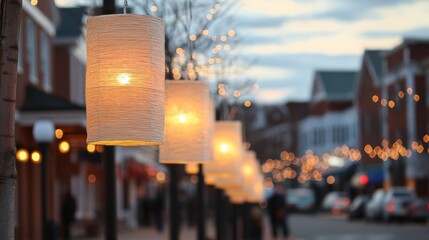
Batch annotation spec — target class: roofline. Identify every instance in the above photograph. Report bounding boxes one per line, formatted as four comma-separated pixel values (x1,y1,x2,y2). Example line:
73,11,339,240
386,38,429,58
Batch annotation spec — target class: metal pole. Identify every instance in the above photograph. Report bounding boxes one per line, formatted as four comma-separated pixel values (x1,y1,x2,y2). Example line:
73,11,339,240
39,143,49,240
216,189,227,240
242,203,250,240
169,165,179,240
197,164,205,240
231,204,237,240
104,146,117,240
101,2,117,240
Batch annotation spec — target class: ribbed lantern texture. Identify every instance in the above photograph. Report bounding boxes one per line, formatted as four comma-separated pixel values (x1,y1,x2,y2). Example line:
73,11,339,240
204,121,243,177
160,80,211,164
86,14,165,146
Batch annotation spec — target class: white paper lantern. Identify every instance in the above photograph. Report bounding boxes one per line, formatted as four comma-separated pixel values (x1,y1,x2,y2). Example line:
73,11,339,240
86,14,165,146
203,121,243,177
160,80,211,164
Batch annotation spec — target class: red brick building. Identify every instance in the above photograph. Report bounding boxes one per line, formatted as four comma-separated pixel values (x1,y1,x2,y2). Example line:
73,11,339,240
383,39,429,197
355,50,387,190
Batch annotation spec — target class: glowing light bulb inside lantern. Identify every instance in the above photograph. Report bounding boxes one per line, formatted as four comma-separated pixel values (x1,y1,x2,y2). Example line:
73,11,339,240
243,165,252,176
117,73,130,85
220,143,229,153
178,114,187,123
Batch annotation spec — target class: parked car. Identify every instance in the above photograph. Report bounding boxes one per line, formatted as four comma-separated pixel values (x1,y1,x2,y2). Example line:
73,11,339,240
287,188,316,213
406,198,428,223
365,189,385,221
382,187,415,222
322,192,350,214
348,195,369,220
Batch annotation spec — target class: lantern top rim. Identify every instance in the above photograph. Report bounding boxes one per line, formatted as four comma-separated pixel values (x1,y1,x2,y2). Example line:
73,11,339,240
88,13,164,24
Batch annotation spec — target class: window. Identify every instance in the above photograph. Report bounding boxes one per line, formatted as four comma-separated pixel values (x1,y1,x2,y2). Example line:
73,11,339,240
40,32,51,92
26,18,37,83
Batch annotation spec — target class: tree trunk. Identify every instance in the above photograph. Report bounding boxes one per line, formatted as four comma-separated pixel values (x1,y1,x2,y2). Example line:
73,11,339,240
0,0,22,239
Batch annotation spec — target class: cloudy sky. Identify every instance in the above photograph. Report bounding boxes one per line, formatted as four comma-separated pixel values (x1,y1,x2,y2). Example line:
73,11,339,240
234,0,429,104
56,0,429,104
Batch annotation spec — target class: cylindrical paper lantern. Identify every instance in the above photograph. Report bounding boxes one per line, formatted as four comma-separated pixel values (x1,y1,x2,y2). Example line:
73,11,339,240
86,14,165,146
214,175,242,189
160,80,211,164
204,121,243,177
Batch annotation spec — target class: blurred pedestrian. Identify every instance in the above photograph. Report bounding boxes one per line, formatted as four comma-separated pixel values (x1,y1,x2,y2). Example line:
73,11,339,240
267,184,289,239
153,185,166,232
61,189,76,240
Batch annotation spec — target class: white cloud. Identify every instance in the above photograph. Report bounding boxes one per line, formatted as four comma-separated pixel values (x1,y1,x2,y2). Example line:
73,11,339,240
255,88,301,104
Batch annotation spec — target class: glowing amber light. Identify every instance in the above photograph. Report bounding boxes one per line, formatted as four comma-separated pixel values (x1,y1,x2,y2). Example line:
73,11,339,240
31,151,41,163
55,129,63,139
16,149,29,162
156,172,166,182
380,99,387,106
372,95,379,102
423,135,429,143
206,14,212,20
176,48,184,55
414,94,420,102
228,30,235,37
364,144,373,154
87,144,96,153
185,164,199,174
117,73,130,85
177,114,187,123
398,91,405,99
88,174,96,183
327,175,335,185
233,90,240,97
417,145,424,154
407,88,413,95
219,143,229,153
220,35,227,42
218,89,226,95
151,5,158,12
30,0,38,5
205,174,216,185
189,34,196,41
244,100,252,108
202,29,209,35
59,141,70,154
243,165,253,176
388,100,395,108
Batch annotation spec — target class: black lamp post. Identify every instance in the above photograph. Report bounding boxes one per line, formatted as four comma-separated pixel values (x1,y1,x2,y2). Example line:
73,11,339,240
33,119,55,240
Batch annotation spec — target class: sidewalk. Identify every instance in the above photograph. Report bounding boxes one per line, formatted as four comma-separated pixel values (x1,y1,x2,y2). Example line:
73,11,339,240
74,217,301,240
74,220,216,240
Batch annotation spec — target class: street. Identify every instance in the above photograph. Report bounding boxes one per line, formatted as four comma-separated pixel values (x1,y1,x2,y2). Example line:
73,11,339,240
289,213,429,240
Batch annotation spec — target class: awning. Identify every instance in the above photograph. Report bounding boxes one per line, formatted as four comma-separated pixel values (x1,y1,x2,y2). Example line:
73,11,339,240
365,165,384,184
